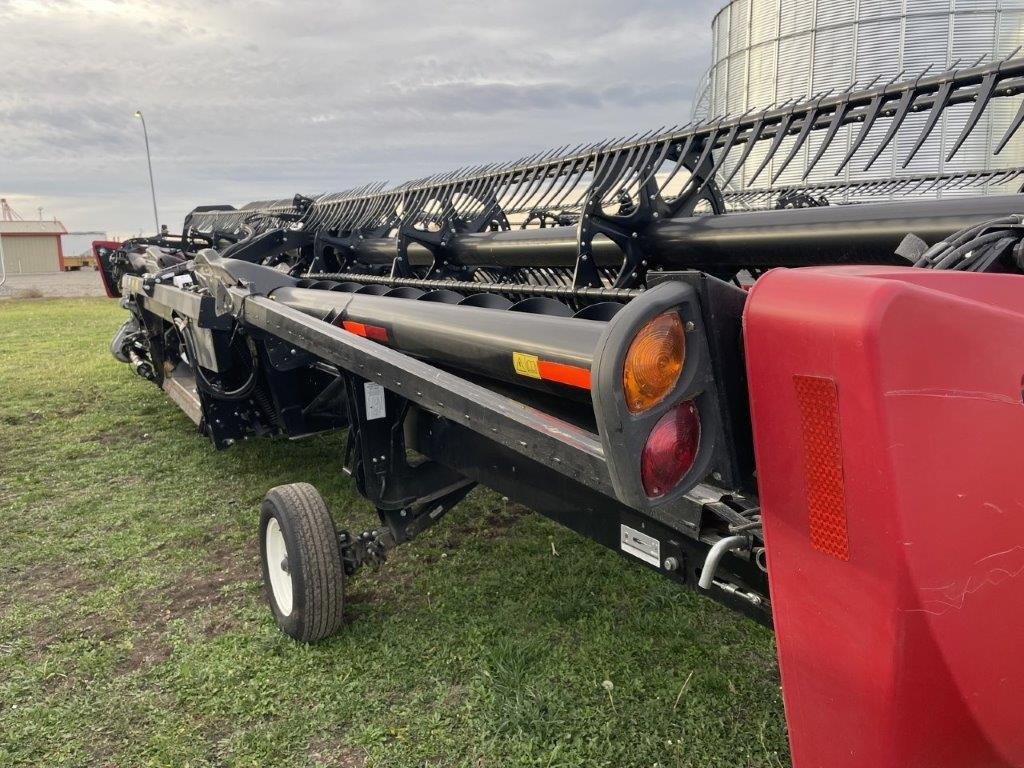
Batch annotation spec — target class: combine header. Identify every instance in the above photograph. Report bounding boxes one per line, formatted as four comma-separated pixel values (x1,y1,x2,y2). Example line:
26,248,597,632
99,54,1024,767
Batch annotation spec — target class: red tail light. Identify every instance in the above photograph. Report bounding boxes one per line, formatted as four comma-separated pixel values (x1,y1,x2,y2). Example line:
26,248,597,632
640,401,701,497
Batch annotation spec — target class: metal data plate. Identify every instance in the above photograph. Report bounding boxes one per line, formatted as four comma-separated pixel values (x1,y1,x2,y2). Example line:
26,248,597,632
620,524,660,567
364,382,386,421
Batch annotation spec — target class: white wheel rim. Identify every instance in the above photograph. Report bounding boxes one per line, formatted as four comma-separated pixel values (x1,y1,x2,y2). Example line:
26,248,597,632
265,517,293,617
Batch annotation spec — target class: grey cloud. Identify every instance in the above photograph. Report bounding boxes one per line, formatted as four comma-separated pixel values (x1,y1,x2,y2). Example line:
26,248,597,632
0,0,714,237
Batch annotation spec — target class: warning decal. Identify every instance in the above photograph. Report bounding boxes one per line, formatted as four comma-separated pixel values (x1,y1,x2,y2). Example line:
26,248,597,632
512,352,541,379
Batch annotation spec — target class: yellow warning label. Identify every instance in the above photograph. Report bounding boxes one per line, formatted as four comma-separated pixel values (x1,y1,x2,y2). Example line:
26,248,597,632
512,352,541,379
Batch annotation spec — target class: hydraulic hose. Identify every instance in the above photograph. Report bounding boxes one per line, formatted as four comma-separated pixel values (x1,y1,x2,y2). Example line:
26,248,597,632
175,317,258,401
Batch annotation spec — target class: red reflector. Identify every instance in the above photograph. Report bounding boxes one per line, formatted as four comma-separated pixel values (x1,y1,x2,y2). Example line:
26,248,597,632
536,360,591,390
341,320,389,342
641,401,700,498
793,375,850,560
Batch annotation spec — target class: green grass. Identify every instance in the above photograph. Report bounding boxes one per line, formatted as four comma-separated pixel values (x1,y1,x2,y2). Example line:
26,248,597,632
0,298,788,767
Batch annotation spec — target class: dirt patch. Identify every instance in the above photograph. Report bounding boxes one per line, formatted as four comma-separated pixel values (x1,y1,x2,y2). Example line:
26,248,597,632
482,501,531,538
307,731,368,768
122,554,255,672
15,559,101,604
1,410,44,427
121,636,174,672
2,404,89,428
443,681,466,708
162,564,249,621
8,559,114,663
337,588,389,624
148,535,253,617
119,560,255,673
54,403,89,419
90,428,153,445
440,501,530,549
14,531,258,676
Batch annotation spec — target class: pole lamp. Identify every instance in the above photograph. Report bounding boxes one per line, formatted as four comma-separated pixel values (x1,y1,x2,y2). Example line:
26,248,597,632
133,110,161,234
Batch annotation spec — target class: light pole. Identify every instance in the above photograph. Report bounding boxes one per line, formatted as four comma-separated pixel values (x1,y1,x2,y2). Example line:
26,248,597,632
133,110,161,234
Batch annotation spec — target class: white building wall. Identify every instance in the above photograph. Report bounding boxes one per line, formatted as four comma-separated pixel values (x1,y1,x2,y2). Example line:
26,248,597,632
0,235,61,273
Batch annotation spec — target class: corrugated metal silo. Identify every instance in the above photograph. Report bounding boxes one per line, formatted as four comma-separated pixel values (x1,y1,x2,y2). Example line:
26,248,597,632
702,0,1024,200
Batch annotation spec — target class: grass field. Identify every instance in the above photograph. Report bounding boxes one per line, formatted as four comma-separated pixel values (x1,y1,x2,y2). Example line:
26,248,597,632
0,298,788,767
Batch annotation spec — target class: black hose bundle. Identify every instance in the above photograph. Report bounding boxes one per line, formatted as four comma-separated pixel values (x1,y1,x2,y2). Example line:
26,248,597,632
914,214,1024,273
175,317,259,401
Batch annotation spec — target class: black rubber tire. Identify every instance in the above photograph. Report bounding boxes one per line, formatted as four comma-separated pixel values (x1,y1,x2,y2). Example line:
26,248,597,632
259,482,345,643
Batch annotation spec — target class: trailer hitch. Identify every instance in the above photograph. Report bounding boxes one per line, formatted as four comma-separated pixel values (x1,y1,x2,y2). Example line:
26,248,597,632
337,528,394,575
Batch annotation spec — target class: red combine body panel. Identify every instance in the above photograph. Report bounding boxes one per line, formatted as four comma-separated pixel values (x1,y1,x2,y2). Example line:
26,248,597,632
92,240,122,297
746,266,1024,768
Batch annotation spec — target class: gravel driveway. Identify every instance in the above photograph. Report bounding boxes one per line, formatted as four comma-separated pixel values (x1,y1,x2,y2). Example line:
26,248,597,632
0,271,107,300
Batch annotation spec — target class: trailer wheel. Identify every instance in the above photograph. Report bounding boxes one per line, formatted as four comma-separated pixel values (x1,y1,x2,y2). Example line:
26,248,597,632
259,483,345,643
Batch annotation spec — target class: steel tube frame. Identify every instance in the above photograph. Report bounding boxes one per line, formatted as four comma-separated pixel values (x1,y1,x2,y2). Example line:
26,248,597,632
240,292,615,494
269,286,606,394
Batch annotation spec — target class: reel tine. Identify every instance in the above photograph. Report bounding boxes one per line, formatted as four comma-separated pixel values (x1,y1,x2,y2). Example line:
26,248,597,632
567,136,619,206
505,155,545,211
748,109,795,186
609,135,658,202
635,122,689,191
836,93,884,175
804,87,859,179
657,124,704,198
772,89,833,184
545,145,590,209
537,154,579,211
630,132,669,197
946,71,997,162
720,109,775,189
697,109,755,193
994,82,1024,155
902,79,954,168
586,145,624,201
860,64,933,172
862,87,918,172
517,152,564,213
600,131,657,203
539,159,579,214
503,152,544,208
508,160,550,215
551,153,593,211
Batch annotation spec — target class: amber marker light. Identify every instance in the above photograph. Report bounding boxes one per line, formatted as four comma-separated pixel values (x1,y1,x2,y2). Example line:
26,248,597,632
622,311,686,412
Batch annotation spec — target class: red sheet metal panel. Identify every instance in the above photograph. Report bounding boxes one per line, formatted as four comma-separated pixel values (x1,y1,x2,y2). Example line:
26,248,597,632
745,266,1024,768
92,240,122,298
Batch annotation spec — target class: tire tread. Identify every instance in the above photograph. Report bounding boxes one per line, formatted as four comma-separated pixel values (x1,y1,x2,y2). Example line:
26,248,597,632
264,482,344,643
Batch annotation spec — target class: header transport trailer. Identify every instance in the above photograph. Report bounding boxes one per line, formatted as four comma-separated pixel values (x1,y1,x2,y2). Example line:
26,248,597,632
98,55,1024,767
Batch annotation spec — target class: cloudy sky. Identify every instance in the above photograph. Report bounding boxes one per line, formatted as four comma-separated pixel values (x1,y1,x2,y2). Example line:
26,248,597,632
1,0,714,237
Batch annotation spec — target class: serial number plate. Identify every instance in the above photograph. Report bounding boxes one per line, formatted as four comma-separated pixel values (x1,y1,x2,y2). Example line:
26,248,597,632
364,382,386,420
620,524,660,567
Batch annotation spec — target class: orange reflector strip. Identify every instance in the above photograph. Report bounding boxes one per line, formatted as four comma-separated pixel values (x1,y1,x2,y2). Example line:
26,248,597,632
512,352,590,389
793,375,850,561
537,359,591,390
340,320,389,342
